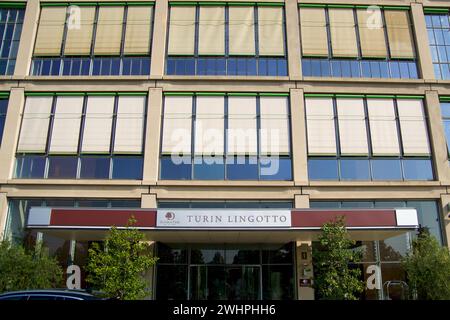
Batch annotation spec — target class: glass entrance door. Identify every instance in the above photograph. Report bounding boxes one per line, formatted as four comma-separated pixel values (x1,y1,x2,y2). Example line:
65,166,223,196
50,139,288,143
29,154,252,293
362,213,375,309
190,266,261,300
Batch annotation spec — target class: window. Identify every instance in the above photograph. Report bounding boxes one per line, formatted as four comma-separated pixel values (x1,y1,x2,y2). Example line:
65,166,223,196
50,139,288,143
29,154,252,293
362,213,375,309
440,99,450,158
299,5,418,78
160,93,292,181
15,93,146,180
0,6,24,75
158,201,293,209
31,3,153,76
425,10,450,79
306,95,433,181
0,94,8,144
166,3,287,76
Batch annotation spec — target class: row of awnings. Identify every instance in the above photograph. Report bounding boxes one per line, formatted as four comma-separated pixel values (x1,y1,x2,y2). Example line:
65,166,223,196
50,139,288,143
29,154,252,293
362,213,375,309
27,207,419,242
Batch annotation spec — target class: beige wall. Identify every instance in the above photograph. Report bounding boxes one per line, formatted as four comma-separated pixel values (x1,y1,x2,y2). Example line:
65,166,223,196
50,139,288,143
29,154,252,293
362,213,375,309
0,0,449,243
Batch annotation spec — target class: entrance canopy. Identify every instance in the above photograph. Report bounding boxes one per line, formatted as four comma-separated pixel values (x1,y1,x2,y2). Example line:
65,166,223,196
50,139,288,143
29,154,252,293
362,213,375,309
27,207,419,242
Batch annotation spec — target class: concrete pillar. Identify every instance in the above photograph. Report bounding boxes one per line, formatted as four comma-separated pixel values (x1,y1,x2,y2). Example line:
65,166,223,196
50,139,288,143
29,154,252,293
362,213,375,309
294,194,309,208
296,241,314,300
411,3,435,81
0,193,8,239
150,0,169,78
141,194,157,208
439,194,450,248
0,88,25,182
290,88,308,185
142,88,163,184
425,91,450,183
285,0,302,80
13,0,40,78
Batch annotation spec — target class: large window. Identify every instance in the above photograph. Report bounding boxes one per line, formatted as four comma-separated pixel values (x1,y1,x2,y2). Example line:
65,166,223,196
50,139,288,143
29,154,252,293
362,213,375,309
299,5,418,79
0,5,24,75
306,95,433,181
31,2,154,76
0,92,8,145
440,97,450,157
310,200,443,300
15,93,146,180
160,93,292,180
158,201,293,209
156,243,295,300
425,9,450,79
166,3,287,76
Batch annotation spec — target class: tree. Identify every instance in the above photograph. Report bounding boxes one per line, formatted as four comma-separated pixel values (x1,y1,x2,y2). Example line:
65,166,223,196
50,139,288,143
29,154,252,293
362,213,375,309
402,228,450,300
312,216,365,300
85,217,158,300
0,240,63,293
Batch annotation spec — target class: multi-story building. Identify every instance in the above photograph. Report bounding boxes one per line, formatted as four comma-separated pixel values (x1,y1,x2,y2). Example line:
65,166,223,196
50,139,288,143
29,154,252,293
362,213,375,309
0,0,449,300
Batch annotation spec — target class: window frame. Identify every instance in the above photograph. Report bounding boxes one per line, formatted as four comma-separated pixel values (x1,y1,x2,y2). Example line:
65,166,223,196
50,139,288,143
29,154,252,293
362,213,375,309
0,7,24,75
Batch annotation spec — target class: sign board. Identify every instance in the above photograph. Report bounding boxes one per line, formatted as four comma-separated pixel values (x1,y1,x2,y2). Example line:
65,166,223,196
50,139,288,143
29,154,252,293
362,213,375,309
156,209,291,229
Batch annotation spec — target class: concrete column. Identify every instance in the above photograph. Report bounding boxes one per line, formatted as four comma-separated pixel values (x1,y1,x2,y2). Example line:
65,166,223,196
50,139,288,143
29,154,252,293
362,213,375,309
439,194,450,248
296,241,314,300
285,0,302,80
0,88,25,182
13,0,40,78
0,193,8,239
150,0,169,78
425,91,450,183
294,194,309,208
411,3,435,81
141,194,157,208
290,88,308,185
143,88,163,184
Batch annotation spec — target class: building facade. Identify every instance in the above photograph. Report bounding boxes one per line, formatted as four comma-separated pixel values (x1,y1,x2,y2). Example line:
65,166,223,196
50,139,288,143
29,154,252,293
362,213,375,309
0,0,450,300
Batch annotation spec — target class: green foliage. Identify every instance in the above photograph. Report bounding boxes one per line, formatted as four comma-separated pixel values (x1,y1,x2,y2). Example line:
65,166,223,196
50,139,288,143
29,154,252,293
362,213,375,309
0,240,63,293
402,229,450,300
85,217,158,300
312,216,365,300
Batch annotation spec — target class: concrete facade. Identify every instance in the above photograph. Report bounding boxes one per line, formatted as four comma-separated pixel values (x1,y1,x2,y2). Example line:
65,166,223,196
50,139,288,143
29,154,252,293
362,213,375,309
1,0,450,300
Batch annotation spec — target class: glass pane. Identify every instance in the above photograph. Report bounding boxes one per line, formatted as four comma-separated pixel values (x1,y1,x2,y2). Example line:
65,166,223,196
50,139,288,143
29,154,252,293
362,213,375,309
227,266,260,300
402,159,433,180
15,156,46,179
340,201,374,208
381,263,408,300
191,246,225,264
309,201,341,208
193,156,225,180
156,265,188,299
302,60,311,76
109,199,140,208
157,243,188,264
80,157,110,179
160,156,191,180
339,159,370,180
379,234,409,261
190,202,226,208
226,156,258,180
262,243,293,264
260,157,292,180
112,156,143,179
441,103,450,118
371,159,402,180
406,201,442,244
320,60,331,77
262,265,294,300
47,156,78,179
308,159,338,180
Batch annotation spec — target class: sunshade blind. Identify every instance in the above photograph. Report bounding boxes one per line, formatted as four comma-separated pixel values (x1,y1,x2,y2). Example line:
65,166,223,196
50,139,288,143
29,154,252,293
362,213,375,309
397,99,430,155
162,96,192,155
258,7,284,56
195,96,224,155
328,8,358,58
81,96,114,153
94,6,124,55
229,6,255,55
114,96,145,154
17,97,53,153
123,6,153,55
367,99,400,156
49,96,83,154
168,6,196,55
198,6,225,55
305,98,337,155
227,96,257,155
299,7,328,57
385,10,415,59
357,9,387,58
259,96,290,155
64,6,95,55
34,7,67,56
336,98,368,155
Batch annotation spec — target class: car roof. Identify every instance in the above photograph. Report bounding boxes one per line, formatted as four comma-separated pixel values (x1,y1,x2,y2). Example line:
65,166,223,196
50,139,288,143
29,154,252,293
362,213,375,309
0,289,99,298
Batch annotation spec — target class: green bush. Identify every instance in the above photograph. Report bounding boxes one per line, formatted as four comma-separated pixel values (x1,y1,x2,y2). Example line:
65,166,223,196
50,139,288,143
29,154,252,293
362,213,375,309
0,240,63,293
